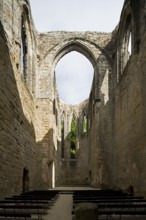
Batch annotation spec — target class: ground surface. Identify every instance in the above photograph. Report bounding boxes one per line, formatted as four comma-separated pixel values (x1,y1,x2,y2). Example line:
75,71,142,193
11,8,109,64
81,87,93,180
44,187,146,220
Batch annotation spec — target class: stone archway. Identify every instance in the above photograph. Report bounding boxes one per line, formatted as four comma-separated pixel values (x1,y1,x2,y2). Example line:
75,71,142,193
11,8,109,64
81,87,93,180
36,33,112,99
36,32,112,187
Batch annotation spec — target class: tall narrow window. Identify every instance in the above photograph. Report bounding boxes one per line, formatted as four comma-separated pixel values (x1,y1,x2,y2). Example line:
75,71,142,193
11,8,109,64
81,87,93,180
70,116,77,159
83,113,87,134
128,32,132,57
117,15,133,79
61,118,65,159
53,99,56,115
20,14,27,78
53,100,58,125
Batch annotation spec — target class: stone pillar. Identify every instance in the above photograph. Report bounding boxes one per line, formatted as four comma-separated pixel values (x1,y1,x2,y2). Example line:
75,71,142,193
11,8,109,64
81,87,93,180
75,203,99,220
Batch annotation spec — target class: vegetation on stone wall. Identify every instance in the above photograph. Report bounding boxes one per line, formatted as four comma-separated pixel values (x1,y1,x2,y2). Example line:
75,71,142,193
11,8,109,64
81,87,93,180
70,117,76,159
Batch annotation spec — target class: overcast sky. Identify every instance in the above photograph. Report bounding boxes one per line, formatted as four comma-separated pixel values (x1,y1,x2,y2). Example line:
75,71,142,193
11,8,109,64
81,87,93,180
29,0,125,105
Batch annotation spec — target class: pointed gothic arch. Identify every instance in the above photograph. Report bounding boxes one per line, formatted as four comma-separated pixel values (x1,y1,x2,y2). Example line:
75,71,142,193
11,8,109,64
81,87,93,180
52,41,98,105
20,3,36,94
53,41,97,68
117,2,135,81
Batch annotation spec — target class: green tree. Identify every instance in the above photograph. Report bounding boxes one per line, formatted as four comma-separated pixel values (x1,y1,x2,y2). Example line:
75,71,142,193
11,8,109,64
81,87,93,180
70,117,76,158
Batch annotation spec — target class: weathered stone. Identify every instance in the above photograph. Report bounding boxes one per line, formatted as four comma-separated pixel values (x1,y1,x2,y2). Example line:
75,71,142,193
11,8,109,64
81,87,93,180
75,203,99,220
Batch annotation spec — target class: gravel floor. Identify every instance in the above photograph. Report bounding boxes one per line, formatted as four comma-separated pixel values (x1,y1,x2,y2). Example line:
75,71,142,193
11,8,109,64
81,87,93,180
44,194,73,220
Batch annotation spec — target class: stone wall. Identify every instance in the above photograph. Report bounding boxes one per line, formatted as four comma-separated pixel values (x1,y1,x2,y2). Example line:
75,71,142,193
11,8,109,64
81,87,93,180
111,0,146,194
55,100,90,186
0,21,38,198
0,0,38,95
36,30,113,187
87,53,113,187
0,0,49,198
34,98,57,188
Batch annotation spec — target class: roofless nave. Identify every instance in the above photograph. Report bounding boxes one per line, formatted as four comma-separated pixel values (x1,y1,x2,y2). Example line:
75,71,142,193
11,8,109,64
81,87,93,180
0,0,146,199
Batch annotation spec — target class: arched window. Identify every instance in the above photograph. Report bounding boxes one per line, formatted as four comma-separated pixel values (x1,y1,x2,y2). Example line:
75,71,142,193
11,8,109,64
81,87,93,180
55,51,94,105
117,14,133,81
70,115,77,159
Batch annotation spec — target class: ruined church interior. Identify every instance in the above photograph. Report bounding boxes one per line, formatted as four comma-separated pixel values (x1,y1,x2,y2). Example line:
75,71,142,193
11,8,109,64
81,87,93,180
1,0,146,219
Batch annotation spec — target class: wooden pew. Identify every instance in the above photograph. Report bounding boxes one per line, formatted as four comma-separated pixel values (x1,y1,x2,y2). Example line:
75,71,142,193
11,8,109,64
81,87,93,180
72,190,146,219
0,199,49,206
0,204,46,219
98,210,146,219
73,198,146,205
0,190,59,220
0,211,31,219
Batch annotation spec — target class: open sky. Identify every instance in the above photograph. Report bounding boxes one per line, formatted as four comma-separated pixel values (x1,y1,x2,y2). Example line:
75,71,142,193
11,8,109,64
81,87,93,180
29,0,125,104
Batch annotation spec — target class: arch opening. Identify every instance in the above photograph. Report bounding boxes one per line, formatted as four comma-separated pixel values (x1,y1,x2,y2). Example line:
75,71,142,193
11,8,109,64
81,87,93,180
22,167,29,193
117,13,133,81
70,115,77,159
55,51,94,105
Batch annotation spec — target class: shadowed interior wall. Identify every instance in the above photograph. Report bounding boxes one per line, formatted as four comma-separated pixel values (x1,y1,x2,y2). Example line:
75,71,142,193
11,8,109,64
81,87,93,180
112,0,146,194
0,21,38,198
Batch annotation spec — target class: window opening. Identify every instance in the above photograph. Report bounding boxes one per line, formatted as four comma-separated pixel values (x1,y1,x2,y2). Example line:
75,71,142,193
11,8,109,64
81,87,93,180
53,100,56,115
61,118,65,159
55,51,94,105
128,32,132,57
22,167,29,193
20,15,27,78
70,116,77,159
118,16,133,78
83,114,87,133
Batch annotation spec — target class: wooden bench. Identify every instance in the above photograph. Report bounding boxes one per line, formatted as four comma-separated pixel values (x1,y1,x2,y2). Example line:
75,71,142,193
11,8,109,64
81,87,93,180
72,190,146,219
0,190,59,220
0,204,46,213
0,199,50,209
98,203,146,210
0,204,46,219
5,196,51,202
73,198,146,205
0,211,31,219
98,210,146,220
73,190,128,197
21,190,59,201
73,195,143,199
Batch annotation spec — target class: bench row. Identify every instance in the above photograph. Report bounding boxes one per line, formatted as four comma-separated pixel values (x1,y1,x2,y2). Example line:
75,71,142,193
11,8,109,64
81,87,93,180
0,190,59,219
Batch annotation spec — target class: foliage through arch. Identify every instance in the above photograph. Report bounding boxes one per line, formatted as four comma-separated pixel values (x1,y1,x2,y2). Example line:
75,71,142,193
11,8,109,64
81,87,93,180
70,116,77,159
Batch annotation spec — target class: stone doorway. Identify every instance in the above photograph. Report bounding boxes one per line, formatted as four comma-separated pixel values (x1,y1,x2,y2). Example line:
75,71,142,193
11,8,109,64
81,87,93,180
22,167,29,193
